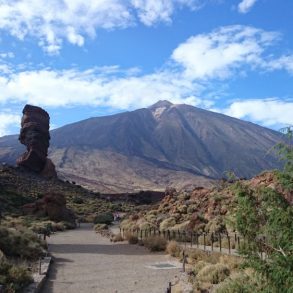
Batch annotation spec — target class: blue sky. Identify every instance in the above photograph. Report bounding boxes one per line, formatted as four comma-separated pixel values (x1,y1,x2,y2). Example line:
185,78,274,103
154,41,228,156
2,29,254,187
0,0,292,136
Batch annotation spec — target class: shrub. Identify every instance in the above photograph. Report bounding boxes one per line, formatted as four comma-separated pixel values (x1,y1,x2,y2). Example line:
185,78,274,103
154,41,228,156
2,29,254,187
0,227,45,260
94,224,108,232
124,232,138,244
192,260,209,276
112,233,124,242
215,271,266,293
94,212,114,225
144,236,167,252
159,217,176,230
72,197,84,204
196,263,230,284
166,241,181,257
0,260,33,292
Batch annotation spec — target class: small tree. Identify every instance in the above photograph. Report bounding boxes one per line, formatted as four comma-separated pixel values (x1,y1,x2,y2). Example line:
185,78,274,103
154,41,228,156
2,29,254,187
235,127,293,293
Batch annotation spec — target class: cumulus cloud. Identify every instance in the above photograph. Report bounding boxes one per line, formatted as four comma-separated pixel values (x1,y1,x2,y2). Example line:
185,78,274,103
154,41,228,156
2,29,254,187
0,113,21,137
0,68,204,109
238,0,258,13
266,55,293,75
0,24,292,136
224,98,293,127
0,25,289,111
0,0,204,54
131,0,202,26
171,25,278,80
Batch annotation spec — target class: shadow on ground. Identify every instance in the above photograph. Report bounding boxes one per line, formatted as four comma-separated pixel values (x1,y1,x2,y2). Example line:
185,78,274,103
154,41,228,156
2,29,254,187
47,243,164,256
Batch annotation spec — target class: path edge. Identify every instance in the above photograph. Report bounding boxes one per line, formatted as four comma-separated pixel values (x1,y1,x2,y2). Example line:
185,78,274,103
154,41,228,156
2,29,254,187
23,256,52,293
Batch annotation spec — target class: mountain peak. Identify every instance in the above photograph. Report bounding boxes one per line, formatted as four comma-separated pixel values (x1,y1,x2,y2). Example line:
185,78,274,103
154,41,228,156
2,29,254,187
148,100,173,120
148,100,173,109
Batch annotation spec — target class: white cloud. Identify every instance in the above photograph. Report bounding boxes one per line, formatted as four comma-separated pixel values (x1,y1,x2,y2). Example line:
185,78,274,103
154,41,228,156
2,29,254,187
0,24,292,136
0,25,289,110
0,113,21,137
131,0,202,26
0,68,204,109
0,0,204,54
224,98,293,127
266,55,293,75
0,52,14,59
171,25,278,80
238,0,258,14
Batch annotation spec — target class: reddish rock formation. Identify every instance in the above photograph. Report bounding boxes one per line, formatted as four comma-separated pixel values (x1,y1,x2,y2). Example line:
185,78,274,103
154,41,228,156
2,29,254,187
17,104,57,178
23,193,76,225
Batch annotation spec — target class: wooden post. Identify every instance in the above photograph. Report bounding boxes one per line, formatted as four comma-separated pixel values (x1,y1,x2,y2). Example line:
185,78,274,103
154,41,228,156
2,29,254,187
182,251,186,273
204,233,206,251
140,229,143,240
39,258,42,275
227,234,231,254
237,236,240,250
182,230,187,248
190,233,193,248
219,233,222,252
167,282,172,293
163,230,166,239
167,230,170,241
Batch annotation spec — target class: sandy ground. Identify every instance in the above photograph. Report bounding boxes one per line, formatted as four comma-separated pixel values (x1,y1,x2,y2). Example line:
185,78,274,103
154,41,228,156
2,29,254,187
41,224,181,293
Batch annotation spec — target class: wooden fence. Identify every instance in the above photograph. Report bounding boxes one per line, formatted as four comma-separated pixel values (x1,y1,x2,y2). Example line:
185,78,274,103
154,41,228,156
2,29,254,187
120,227,243,254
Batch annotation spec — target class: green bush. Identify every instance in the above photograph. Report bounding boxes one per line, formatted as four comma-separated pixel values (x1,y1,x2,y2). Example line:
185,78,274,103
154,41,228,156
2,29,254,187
72,197,84,204
94,212,114,225
215,271,266,293
0,259,33,292
143,236,167,252
94,224,108,232
0,227,45,260
196,263,230,284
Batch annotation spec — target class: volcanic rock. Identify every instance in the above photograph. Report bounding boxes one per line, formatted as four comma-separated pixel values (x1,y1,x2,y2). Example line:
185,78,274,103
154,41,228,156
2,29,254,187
16,104,57,178
23,192,76,225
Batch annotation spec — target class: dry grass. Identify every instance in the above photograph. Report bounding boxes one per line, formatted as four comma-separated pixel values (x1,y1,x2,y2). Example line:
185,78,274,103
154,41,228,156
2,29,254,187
111,233,124,242
124,232,139,244
143,236,167,252
166,240,182,257
196,263,230,284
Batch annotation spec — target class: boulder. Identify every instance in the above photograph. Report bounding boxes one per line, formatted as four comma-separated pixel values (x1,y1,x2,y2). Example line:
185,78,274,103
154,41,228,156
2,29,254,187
23,193,76,226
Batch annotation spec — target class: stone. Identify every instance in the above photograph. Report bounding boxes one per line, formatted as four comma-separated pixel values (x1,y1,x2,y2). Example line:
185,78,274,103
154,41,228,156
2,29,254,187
22,193,76,225
17,104,57,178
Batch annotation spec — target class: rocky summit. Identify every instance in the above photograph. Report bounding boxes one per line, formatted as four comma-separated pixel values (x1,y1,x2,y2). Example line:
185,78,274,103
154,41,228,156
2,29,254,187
0,101,283,192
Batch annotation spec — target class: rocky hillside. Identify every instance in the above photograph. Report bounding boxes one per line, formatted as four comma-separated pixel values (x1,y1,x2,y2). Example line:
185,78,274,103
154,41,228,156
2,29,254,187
121,170,292,235
0,101,282,192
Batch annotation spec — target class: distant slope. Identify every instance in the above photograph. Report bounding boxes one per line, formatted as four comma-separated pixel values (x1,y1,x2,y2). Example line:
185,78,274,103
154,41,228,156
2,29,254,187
0,101,282,192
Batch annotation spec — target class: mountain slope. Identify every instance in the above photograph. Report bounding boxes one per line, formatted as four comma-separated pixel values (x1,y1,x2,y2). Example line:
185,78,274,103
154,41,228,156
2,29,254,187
0,101,282,192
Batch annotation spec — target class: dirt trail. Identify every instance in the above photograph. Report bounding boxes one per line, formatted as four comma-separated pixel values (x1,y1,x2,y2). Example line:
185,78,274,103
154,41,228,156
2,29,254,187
42,224,181,293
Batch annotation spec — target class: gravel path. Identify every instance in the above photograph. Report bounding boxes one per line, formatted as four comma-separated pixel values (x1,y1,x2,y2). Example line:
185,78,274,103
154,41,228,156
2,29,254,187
42,224,181,293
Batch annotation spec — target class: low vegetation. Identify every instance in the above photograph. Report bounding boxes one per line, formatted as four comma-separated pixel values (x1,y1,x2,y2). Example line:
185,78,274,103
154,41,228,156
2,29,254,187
143,236,167,252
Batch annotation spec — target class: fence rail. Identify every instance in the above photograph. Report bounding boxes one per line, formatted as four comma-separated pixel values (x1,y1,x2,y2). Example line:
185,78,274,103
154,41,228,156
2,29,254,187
120,227,269,257
120,227,242,253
